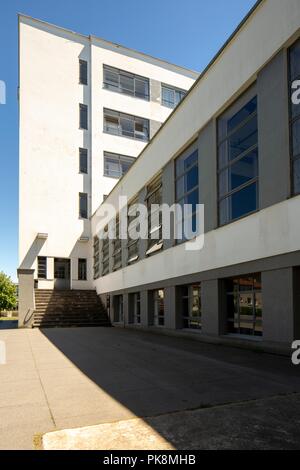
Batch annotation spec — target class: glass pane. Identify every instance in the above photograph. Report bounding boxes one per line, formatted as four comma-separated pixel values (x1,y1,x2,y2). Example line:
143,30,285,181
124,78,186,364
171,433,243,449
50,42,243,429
218,96,257,141
227,96,257,135
120,157,134,175
219,149,258,197
104,68,119,89
120,116,134,137
176,150,198,176
175,89,185,106
120,73,134,95
239,293,254,335
135,78,149,99
293,158,300,195
292,118,300,158
290,39,300,81
105,157,121,178
186,189,199,212
135,118,148,140
227,115,257,160
162,86,174,107
220,182,257,224
231,181,257,221
105,114,119,134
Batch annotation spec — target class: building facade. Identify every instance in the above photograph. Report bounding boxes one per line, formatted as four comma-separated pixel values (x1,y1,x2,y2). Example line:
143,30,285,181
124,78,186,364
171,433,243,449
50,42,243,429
18,15,197,291
91,0,300,350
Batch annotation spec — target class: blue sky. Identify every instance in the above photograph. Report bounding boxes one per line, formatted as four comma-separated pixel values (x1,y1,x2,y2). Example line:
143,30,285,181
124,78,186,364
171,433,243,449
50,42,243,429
0,0,256,281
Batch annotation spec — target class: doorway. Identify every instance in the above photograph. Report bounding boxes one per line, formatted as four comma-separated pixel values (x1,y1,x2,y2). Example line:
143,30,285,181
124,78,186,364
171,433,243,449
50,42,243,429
54,258,71,289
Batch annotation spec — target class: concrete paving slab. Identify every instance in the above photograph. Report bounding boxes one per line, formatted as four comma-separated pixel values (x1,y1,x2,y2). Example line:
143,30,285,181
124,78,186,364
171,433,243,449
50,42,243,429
42,393,300,450
1,327,300,450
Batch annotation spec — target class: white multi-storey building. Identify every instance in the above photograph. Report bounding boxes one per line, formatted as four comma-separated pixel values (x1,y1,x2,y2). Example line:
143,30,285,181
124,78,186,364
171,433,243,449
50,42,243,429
18,14,197,292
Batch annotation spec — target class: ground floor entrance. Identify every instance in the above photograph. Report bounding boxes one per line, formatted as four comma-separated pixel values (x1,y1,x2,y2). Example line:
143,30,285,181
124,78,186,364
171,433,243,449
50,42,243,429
54,258,70,290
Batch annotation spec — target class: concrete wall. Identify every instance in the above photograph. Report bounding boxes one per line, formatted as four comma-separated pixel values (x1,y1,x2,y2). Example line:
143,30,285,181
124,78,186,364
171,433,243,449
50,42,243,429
257,49,291,209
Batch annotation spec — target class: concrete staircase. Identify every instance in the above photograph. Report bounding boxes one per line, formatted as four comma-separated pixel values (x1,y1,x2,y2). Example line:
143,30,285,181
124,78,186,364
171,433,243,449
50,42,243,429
33,289,111,328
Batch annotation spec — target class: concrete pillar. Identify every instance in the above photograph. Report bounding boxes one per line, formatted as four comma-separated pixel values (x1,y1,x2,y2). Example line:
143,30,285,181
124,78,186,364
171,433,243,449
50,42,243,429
138,188,147,261
17,269,35,328
150,120,162,139
201,279,226,336
123,293,129,326
150,78,161,103
262,268,295,344
164,286,177,329
140,290,150,327
257,49,290,209
162,161,175,250
198,120,218,232
293,268,300,339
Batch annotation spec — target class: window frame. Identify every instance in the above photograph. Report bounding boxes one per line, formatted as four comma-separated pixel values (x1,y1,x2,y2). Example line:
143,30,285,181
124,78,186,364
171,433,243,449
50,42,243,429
79,147,88,174
226,273,262,337
217,88,259,226
145,174,163,256
181,284,202,330
79,103,88,130
79,192,88,219
103,65,149,101
79,59,88,85
153,289,165,327
103,151,135,179
161,83,186,108
101,227,109,276
78,258,87,281
93,236,100,280
288,38,300,196
127,197,139,265
103,108,149,142
112,215,122,271
37,256,47,279
174,144,199,244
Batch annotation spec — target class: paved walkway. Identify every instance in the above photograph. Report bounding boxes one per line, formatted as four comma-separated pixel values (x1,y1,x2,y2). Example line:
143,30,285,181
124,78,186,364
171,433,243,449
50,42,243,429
0,327,300,449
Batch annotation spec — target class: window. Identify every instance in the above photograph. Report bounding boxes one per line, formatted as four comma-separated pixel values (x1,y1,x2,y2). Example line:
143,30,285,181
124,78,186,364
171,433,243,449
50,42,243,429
104,109,149,141
79,59,88,85
181,284,201,329
175,147,199,242
132,292,141,324
113,216,122,271
146,175,163,255
93,236,100,279
78,258,87,280
114,295,123,323
103,65,149,100
127,197,139,264
289,39,300,195
218,94,258,225
226,274,262,337
153,289,164,326
79,193,88,219
79,148,88,174
161,84,186,108
79,103,88,129
104,152,135,179
37,256,47,279
102,227,109,276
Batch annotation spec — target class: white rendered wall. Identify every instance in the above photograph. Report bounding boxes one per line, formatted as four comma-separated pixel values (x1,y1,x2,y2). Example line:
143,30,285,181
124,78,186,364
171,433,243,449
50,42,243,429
92,0,300,294
19,15,196,288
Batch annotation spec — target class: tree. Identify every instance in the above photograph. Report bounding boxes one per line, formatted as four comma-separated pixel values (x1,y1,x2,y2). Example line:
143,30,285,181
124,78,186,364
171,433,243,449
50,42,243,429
0,272,17,311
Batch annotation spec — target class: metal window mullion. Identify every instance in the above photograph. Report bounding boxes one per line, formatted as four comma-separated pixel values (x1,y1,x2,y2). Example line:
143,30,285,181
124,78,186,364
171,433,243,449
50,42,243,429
218,110,257,146
218,176,258,203
217,143,258,173
175,160,198,181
